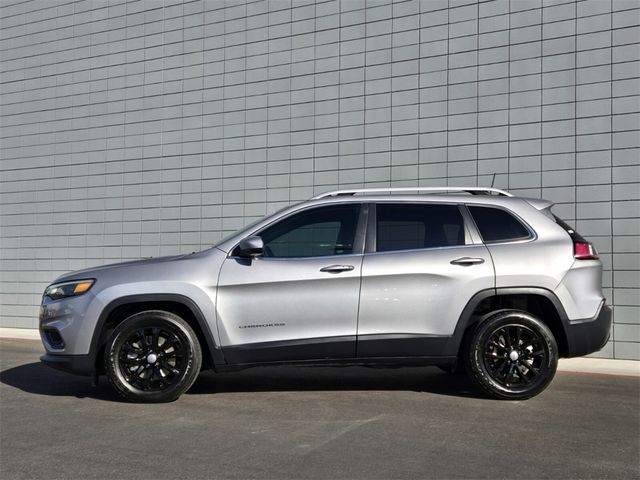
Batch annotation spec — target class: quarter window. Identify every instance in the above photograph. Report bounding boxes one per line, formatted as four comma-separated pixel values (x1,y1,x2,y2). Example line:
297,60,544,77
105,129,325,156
259,204,360,258
468,206,531,243
376,204,466,252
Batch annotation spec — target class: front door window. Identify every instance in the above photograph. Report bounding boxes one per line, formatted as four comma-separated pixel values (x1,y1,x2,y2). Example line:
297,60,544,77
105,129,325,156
259,204,361,258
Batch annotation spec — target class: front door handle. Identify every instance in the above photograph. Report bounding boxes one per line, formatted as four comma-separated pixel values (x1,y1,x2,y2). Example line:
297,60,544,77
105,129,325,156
320,264,355,273
450,257,485,266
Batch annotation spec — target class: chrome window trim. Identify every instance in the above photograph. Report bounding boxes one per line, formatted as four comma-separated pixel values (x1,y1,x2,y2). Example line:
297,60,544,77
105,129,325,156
246,252,366,263
363,243,486,258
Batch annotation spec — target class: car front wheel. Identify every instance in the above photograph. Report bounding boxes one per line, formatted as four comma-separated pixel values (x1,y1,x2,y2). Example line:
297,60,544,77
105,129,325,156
104,310,202,403
465,310,558,400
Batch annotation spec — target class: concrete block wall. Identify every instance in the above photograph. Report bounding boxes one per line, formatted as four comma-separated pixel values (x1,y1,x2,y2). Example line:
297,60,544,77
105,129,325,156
0,0,638,359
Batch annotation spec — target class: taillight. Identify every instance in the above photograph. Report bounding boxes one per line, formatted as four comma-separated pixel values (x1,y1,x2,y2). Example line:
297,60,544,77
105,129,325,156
574,241,598,260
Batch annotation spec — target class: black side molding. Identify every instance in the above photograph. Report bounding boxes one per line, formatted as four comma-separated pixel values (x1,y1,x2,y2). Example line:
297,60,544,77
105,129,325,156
222,336,357,364
357,334,450,357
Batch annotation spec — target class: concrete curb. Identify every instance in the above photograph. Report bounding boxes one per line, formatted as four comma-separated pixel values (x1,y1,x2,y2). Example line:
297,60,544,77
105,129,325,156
0,327,40,340
1,327,638,377
557,357,640,377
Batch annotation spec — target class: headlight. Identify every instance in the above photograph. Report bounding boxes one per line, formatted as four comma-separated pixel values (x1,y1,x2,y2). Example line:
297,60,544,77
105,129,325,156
44,279,95,300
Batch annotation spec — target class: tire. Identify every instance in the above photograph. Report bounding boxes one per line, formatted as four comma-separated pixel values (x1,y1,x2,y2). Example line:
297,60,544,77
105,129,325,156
465,310,558,400
104,310,202,403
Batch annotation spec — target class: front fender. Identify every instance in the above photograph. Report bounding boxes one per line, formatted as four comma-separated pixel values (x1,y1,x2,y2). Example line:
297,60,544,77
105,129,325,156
82,283,222,368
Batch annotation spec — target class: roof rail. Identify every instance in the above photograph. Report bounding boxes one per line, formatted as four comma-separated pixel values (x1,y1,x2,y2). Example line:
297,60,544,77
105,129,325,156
312,187,514,200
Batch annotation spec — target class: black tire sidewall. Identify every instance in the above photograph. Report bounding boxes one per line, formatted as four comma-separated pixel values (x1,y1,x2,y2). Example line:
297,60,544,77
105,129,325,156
104,310,202,403
466,310,558,400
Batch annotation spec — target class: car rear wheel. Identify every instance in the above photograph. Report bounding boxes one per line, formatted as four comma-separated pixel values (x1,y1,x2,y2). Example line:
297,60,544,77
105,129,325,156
465,310,558,400
104,310,202,403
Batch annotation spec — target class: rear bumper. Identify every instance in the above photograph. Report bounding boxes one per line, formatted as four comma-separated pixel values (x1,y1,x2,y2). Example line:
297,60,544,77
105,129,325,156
40,353,94,376
565,303,612,358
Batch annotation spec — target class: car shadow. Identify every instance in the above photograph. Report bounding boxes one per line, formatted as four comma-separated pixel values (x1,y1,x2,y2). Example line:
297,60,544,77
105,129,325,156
0,362,123,402
188,365,485,399
1,361,487,401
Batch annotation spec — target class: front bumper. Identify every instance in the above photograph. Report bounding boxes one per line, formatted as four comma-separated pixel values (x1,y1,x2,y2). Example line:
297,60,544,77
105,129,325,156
39,293,100,376
39,292,97,355
40,353,94,376
565,303,612,358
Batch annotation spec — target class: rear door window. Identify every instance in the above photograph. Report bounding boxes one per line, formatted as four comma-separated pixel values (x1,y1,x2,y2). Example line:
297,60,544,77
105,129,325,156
376,204,465,252
468,206,531,243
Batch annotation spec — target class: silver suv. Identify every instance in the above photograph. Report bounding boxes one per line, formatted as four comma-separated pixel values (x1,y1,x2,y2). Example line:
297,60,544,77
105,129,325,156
39,187,611,402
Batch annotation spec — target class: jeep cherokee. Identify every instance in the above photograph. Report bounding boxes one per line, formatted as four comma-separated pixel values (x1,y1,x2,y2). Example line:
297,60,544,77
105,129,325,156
39,187,612,402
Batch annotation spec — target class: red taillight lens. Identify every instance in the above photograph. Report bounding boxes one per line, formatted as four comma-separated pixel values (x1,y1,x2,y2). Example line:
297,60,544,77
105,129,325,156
574,242,598,260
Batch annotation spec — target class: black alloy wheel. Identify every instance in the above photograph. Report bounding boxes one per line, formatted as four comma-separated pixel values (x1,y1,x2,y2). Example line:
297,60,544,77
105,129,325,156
118,326,187,391
466,310,558,400
482,323,548,388
104,310,202,403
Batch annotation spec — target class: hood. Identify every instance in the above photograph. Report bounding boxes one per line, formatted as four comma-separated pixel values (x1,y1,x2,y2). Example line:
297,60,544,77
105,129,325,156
53,252,204,284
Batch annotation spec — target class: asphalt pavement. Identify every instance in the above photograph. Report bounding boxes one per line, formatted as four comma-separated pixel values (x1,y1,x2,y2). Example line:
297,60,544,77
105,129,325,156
1,338,638,479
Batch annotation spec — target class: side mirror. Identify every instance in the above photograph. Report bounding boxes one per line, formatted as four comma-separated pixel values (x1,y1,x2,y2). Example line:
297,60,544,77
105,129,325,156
236,235,264,258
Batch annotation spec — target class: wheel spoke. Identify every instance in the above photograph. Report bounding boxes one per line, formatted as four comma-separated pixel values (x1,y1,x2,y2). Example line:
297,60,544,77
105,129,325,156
122,343,142,353
502,328,512,349
500,361,512,381
528,365,541,376
144,367,154,389
161,361,180,377
162,336,180,352
489,340,508,352
123,356,143,367
505,363,516,384
153,365,163,384
137,329,149,349
515,364,530,384
493,358,508,375
485,350,507,359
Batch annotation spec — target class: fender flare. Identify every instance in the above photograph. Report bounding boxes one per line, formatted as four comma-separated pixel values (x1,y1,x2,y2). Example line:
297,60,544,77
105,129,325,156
444,287,570,356
89,293,225,371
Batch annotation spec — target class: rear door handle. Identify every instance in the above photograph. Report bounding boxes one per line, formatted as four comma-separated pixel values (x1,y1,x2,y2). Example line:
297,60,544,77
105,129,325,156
320,264,355,273
450,257,485,266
